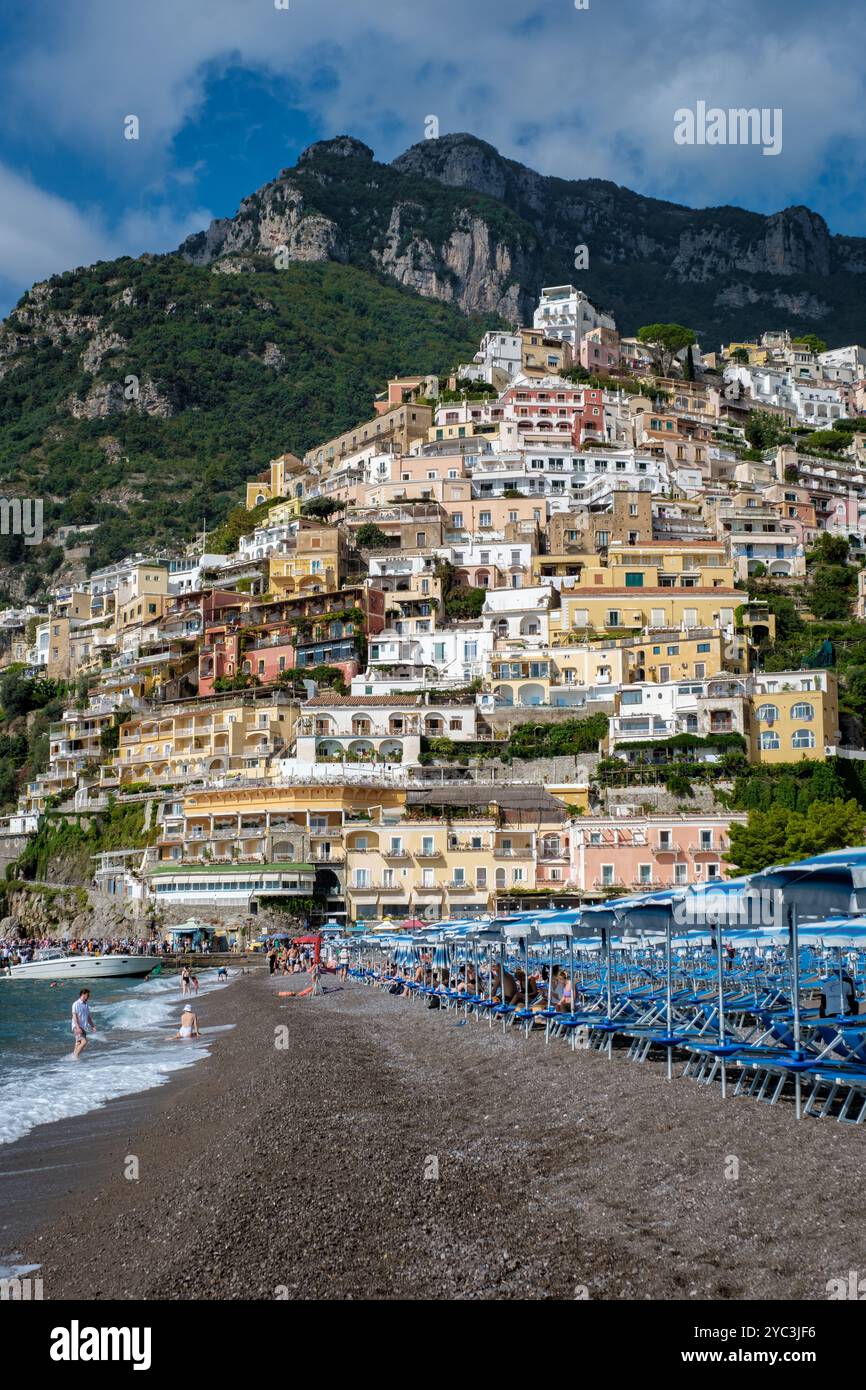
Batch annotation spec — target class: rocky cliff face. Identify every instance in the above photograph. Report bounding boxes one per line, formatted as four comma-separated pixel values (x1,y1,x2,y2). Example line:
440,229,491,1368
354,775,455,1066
180,131,866,342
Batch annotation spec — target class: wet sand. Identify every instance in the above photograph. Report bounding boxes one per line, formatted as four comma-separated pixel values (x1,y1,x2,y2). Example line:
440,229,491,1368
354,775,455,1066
2,969,864,1300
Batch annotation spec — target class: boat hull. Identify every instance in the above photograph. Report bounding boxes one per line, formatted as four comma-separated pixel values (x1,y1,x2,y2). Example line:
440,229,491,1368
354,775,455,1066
3,955,156,981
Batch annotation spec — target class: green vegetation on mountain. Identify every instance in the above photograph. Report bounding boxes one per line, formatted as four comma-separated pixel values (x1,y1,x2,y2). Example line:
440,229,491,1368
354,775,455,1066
0,257,491,582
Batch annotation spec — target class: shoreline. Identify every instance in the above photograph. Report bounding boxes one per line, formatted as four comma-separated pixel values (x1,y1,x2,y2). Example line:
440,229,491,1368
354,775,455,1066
0,967,252,1259
3,971,866,1300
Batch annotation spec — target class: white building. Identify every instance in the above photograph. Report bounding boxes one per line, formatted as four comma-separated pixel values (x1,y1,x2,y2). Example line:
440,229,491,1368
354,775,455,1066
457,330,523,386
533,285,616,346
481,586,556,646
294,693,480,767
367,623,495,686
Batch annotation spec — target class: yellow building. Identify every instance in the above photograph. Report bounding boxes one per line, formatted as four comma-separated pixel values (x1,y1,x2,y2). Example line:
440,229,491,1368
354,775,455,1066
345,787,571,923
536,542,734,593
245,453,306,510
519,328,573,376
550,586,741,640
267,521,348,596
749,671,840,764
551,629,727,683
262,497,304,524
159,780,404,866
109,692,298,787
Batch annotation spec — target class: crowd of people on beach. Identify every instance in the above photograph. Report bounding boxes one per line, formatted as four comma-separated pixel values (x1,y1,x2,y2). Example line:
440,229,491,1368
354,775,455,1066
0,936,164,969
369,951,576,1013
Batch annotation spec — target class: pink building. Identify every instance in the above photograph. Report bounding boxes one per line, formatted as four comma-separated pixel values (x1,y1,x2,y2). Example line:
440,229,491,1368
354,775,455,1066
570,814,747,896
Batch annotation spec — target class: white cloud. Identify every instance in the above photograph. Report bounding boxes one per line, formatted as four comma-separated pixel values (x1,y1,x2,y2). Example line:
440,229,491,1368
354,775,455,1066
0,0,864,315
0,161,210,315
4,0,864,214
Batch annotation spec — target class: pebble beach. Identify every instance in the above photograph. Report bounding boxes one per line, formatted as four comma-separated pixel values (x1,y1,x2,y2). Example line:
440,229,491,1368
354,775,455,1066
3,966,865,1301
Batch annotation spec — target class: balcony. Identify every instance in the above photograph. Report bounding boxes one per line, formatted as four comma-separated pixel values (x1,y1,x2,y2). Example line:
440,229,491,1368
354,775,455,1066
493,847,533,858
382,847,412,860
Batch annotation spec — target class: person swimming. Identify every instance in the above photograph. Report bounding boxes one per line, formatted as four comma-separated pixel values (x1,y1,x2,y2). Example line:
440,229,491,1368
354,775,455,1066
175,1003,200,1040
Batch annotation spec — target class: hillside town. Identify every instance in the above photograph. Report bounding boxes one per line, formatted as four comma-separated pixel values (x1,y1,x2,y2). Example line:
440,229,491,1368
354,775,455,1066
2,283,865,937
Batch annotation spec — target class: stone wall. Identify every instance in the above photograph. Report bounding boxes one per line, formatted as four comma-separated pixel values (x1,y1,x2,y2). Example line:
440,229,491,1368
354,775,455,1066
0,834,29,876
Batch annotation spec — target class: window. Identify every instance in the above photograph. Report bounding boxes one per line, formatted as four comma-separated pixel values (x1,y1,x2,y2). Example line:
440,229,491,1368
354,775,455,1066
792,728,815,749
791,702,814,721
480,511,492,527
639,864,652,885
476,867,487,888
512,867,525,883
700,830,713,850
452,512,463,528
389,837,403,854
756,703,779,723
759,730,780,751
675,863,688,884
625,572,644,588
601,864,615,887
694,663,706,679
606,610,621,627
697,642,711,653
422,868,434,886
659,830,672,849
422,836,434,855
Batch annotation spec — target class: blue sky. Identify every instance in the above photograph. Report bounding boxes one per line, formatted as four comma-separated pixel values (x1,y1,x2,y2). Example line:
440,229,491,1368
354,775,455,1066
1,0,865,317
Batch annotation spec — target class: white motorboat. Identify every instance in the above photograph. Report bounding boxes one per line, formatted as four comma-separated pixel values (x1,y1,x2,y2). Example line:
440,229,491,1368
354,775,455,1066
1,949,157,981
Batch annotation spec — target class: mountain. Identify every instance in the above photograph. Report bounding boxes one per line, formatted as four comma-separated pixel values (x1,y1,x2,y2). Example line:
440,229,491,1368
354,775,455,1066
2,130,865,594
181,132,866,345
0,258,489,592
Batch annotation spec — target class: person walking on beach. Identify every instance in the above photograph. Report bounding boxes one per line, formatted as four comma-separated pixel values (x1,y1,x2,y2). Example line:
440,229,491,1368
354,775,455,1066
181,965,191,996
71,988,95,1060
338,945,349,981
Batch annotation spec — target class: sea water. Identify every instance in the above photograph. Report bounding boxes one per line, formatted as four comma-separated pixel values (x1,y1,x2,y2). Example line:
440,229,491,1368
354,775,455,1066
0,968,230,1146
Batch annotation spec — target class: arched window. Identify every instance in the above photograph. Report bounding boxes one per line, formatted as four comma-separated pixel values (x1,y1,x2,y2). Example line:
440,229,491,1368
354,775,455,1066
756,703,779,723
759,730,780,750
792,728,815,749
791,702,814,721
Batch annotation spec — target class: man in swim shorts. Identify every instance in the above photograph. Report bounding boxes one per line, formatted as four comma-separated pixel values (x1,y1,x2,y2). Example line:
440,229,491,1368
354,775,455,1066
71,988,95,1059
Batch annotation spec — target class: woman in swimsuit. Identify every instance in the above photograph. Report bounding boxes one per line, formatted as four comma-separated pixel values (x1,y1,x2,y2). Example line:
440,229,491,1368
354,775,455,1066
175,1004,200,1039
